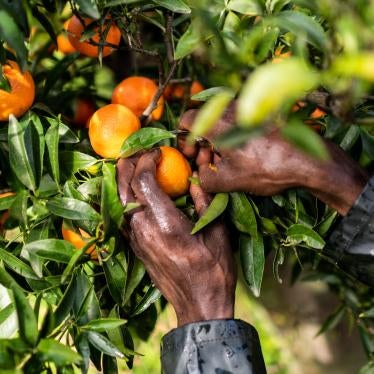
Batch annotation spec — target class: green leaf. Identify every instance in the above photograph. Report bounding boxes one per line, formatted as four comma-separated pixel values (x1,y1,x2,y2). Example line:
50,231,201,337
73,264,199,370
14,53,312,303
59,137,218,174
75,0,100,19
191,193,229,234
31,5,57,45
227,0,262,15
153,0,191,14
123,257,145,305
47,197,101,222
131,286,162,316
359,307,374,319
0,194,16,211
76,286,101,325
238,58,319,126
331,53,374,82
101,163,124,236
43,53,80,96
359,361,374,374
0,247,39,280
60,151,98,178
188,90,234,139
120,128,175,158
58,121,80,143
54,273,77,327
45,119,60,184
103,255,127,306
273,10,327,50
38,339,82,366
281,120,329,160
105,0,145,6
316,305,345,336
12,287,38,347
87,331,125,359
229,192,257,237
0,10,27,68
8,116,37,192
61,239,96,283
23,239,76,264
286,224,325,249
190,87,229,102
9,190,28,228
82,318,127,332
175,22,201,60
240,233,264,297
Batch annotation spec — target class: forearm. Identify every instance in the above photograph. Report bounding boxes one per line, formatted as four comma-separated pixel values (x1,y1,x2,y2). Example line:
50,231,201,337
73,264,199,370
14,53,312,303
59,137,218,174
301,141,369,215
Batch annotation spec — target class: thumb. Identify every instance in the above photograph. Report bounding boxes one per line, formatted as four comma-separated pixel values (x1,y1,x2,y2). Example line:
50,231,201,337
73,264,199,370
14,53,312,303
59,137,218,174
189,172,212,217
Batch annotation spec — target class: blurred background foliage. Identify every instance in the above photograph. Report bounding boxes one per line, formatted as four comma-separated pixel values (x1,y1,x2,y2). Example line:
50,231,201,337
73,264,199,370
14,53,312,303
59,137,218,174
0,0,373,372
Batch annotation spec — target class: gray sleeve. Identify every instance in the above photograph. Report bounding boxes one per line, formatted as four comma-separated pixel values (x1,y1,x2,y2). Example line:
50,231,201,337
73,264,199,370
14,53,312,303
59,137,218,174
160,319,266,374
325,176,374,287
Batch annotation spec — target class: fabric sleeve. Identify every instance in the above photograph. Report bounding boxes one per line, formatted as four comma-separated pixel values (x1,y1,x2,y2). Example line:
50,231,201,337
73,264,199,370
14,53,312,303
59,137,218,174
325,176,374,287
160,319,266,374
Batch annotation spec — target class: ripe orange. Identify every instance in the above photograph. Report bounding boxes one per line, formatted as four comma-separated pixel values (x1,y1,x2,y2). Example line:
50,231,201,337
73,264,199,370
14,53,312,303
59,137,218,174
0,61,35,121
57,21,76,54
272,49,291,64
164,81,204,105
67,15,121,58
310,107,326,119
112,76,164,121
73,97,96,127
156,146,192,198
88,104,140,159
62,223,97,260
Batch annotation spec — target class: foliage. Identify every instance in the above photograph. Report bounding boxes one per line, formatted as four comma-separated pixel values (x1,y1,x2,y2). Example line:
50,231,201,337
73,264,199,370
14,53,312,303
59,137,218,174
0,0,373,372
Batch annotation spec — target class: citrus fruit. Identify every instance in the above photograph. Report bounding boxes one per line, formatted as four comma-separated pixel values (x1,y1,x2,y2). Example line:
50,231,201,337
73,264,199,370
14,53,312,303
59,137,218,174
73,97,96,127
88,104,140,159
61,223,97,260
164,81,204,105
57,21,76,54
310,107,326,119
0,61,35,121
112,76,164,120
67,15,121,58
272,49,291,64
156,146,192,198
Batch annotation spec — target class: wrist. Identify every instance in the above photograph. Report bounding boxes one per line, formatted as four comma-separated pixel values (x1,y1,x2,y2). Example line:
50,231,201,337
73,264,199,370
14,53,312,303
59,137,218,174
175,301,234,327
301,142,369,215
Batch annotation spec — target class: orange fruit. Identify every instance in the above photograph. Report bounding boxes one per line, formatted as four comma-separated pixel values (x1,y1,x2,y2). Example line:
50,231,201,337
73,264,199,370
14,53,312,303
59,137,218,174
57,21,76,54
62,223,97,260
272,49,291,64
164,81,204,105
112,76,164,121
73,97,96,127
67,15,121,58
156,146,192,198
0,61,35,121
310,107,326,119
88,104,140,159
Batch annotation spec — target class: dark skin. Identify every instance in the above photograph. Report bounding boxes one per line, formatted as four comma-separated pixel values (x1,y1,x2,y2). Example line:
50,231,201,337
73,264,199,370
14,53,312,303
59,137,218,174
117,150,235,326
117,103,369,326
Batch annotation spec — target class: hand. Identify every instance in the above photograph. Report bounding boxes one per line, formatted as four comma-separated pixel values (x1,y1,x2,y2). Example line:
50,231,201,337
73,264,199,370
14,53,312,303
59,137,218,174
117,150,236,327
179,102,369,215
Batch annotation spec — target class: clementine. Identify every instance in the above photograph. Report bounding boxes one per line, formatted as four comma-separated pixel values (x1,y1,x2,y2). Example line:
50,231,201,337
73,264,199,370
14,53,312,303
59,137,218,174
67,15,121,58
0,61,35,121
62,223,97,260
112,76,164,121
156,146,192,198
88,104,140,159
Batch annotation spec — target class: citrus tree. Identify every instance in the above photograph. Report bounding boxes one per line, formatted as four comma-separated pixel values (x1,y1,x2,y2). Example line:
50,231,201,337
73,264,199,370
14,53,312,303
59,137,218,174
0,0,374,372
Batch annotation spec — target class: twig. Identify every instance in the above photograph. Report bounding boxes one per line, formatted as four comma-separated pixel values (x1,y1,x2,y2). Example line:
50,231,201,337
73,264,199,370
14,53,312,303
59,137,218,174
141,61,178,124
164,12,174,64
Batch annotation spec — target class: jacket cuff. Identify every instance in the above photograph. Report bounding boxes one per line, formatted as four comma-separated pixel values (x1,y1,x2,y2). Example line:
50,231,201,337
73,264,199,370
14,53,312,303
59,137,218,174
327,176,374,259
161,319,266,374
